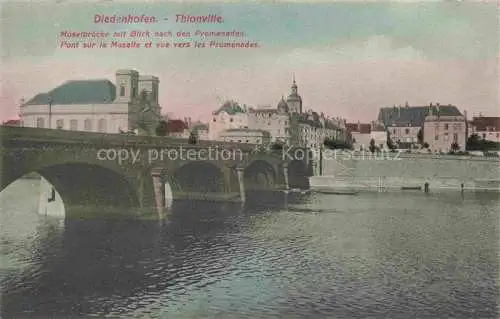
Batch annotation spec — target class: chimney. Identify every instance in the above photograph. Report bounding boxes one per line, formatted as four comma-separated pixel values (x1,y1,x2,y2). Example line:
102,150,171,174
405,101,409,108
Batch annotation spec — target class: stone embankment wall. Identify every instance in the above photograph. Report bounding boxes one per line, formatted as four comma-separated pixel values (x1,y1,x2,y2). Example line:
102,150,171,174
311,153,500,192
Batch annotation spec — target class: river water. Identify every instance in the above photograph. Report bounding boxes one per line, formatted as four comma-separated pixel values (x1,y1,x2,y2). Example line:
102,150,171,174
1,179,498,318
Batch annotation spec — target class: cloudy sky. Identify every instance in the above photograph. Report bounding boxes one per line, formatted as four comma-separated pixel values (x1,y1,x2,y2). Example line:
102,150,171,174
1,0,498,122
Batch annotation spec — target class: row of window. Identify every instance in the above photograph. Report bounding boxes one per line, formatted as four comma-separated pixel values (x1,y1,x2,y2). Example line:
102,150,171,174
482,132,500,138
254,119,289,126
119,85,137,98
119,85,157,101
434,133,459,142
392,129,413,135
435,123,462,130
36,118,108,132
483,127,498,132
212,117,292,126
226,139,260,143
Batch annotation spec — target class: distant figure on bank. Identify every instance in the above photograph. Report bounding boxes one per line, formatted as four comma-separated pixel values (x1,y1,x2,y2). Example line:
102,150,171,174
189,130,198,144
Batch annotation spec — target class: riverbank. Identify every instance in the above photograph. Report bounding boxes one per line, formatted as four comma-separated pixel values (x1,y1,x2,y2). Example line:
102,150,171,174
313,154,500,193
311,176,500,193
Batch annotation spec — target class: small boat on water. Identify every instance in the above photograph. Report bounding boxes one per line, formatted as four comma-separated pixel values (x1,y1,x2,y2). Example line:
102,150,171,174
284,188,310,195
312,188,358,195
401,186,422,191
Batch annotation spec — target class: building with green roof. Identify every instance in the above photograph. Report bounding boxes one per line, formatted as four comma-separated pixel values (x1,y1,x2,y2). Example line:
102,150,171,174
20,69,162,135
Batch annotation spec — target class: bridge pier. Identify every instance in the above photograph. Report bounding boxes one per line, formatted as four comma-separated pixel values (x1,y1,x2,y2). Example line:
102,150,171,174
236,167,246,203
283,163,289,190
151,170,165,218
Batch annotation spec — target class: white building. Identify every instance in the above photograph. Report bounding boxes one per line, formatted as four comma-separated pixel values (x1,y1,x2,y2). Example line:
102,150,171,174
346,122,387,151
20,69,162,135
248,79,346,149
378,102,464,149
423,106,467,152
291,110,346,149
207,77,348,149
248,98,291,144
471,116,500,142
219,128,271,144
209,101,249,140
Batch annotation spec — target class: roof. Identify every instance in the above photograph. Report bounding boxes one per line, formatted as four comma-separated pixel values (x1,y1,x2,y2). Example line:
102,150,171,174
324,120,339,130
2,119,20,126
472,117,500,131
378,105,462,127
24,79,116,105
212,100,246,115
346,123,372,134
371,122,386,131
167,119,188,133
295,112,322,128
287,92,302,102
287,81,302,102
277,98,289,112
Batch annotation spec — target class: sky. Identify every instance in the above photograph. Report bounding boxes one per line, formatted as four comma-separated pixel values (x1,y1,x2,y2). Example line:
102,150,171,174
1,0,498,123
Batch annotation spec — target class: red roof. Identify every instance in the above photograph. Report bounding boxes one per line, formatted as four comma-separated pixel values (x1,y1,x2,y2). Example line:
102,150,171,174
472,117,500,132
346,123,371,134
3,119,20,126
166,119,188,133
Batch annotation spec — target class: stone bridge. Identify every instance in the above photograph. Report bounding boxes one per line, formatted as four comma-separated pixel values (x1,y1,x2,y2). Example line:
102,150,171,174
0,126,313,219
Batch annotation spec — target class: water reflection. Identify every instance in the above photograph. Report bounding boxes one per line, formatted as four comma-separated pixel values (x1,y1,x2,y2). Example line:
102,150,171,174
1,181,499,318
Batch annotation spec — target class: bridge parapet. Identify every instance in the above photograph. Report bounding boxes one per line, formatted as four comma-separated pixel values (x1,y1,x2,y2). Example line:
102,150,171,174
0,126,258,151
0,126,314,219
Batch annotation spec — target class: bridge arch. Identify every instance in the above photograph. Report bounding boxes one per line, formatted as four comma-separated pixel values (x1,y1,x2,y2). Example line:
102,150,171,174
1,163,140,217
167,161,227,196
243,159,277,190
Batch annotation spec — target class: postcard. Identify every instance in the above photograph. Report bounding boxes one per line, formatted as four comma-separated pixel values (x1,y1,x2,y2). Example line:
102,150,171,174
1,1,498,318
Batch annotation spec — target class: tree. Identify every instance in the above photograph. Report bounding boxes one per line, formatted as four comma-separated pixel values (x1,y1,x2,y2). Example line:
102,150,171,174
323,137,352,150
188,130,198,144
465,133,500,151
134,119,149,136
271,141,285,150
450,142,460,153
422,142,429,149
466,134,481,150
369,138,377,153
417,128,424,145
155,120,168,136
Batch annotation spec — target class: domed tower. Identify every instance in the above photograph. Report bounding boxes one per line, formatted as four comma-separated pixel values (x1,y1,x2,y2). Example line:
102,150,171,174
277,95,289,113
286,74,302,113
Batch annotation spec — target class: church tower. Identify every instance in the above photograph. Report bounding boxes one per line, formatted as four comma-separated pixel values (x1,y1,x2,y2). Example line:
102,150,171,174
115,69,139,103
286,74,302,113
